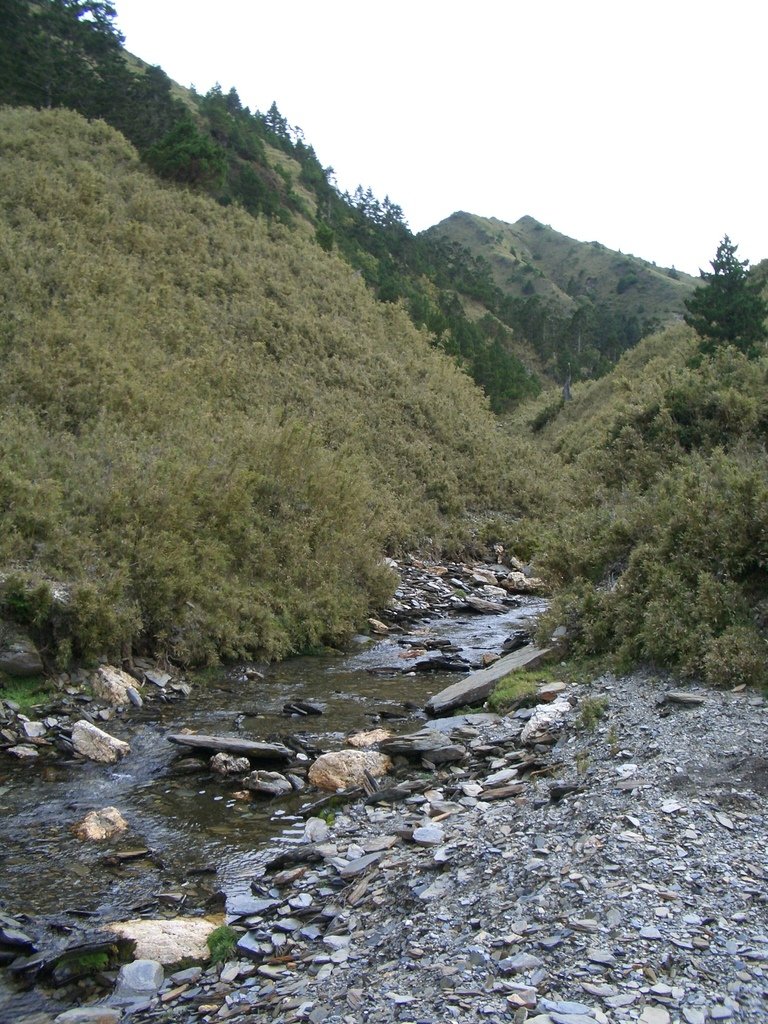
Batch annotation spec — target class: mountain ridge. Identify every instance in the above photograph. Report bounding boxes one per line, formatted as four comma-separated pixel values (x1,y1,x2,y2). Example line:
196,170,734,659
424,211,697,379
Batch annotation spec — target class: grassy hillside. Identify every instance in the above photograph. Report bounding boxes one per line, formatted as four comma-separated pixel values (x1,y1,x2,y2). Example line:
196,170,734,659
0,107,517,667
427,212,697,381
0,1,540,411
491,321,768,687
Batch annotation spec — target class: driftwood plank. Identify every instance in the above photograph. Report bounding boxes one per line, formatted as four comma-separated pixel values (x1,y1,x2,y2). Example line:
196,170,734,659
424,645,551,716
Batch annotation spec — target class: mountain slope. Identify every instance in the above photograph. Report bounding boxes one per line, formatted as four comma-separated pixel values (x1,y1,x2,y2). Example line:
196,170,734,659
0,107,515,666
426,212,697,380
495,319,768,686
0,2,539,411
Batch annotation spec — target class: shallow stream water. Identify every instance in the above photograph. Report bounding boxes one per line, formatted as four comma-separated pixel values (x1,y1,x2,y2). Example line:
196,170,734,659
0,598,544,1016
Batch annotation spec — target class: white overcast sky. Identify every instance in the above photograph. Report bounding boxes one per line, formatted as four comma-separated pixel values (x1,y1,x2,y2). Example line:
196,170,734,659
114,0,766,277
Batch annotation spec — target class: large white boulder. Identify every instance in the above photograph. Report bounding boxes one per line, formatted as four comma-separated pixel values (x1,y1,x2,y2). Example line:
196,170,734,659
108,918,217,964
72,806,129,841
71,720,131,763
308,749,392,791
92,664,141,706
520,696,572,744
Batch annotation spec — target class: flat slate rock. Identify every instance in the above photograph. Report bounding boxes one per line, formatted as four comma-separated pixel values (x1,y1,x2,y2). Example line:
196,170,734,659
166,733,292,761
665,690,706,706
378,729,466,763
424,645,551,715
428,712,501,733
464,595,508,614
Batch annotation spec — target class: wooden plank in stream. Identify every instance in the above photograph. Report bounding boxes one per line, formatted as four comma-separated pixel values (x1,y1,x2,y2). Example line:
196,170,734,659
166,733,292,761
423,645,551,716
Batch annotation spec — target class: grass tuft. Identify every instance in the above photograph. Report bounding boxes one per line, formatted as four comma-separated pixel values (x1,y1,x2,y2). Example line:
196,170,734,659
206,925,239,964
577,696,609,731
0,673,53,711
487,668,555,713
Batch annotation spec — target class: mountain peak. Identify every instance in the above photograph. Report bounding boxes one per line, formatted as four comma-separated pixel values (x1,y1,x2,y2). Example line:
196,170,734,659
425,209,696,380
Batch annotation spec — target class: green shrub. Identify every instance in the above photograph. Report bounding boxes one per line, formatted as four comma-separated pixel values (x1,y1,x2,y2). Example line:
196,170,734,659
0,574,53,627
513,324,768,687
701,626,768,689
577,696,608,731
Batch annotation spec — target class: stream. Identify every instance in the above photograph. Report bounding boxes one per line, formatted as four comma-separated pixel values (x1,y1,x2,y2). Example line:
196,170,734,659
0,596,544,1017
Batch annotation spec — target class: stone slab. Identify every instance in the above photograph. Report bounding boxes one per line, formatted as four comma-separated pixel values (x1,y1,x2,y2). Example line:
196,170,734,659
424,645,551,715
166,733,292,761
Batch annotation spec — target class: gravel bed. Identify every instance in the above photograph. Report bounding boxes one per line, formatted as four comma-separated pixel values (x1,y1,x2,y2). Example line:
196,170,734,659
120,670,768,1024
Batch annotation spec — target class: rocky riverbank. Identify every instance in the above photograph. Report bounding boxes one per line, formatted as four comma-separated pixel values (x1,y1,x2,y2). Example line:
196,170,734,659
2,558,767,1024
12,670,763,1024
112,670,766,1024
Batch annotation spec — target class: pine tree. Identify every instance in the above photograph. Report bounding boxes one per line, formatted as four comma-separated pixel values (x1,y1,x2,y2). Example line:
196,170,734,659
684,236,768,358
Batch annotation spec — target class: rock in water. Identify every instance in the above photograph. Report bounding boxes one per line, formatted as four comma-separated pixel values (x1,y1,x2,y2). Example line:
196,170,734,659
73,807,128,841
8,744,39,759
282,700,324,716
308,750,392,791
210,752,250,775
166,733,292,761
71,720,131,763
244,770,294,796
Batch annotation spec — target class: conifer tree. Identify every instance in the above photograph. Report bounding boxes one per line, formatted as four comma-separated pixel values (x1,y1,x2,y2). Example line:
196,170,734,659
684,236,768,357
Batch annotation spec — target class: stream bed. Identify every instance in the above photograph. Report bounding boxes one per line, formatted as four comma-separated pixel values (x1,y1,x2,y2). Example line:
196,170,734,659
0,597,545,1016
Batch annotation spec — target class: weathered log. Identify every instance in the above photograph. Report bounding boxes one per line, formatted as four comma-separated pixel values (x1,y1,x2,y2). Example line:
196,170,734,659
479,783,525,801
424,645,551,715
